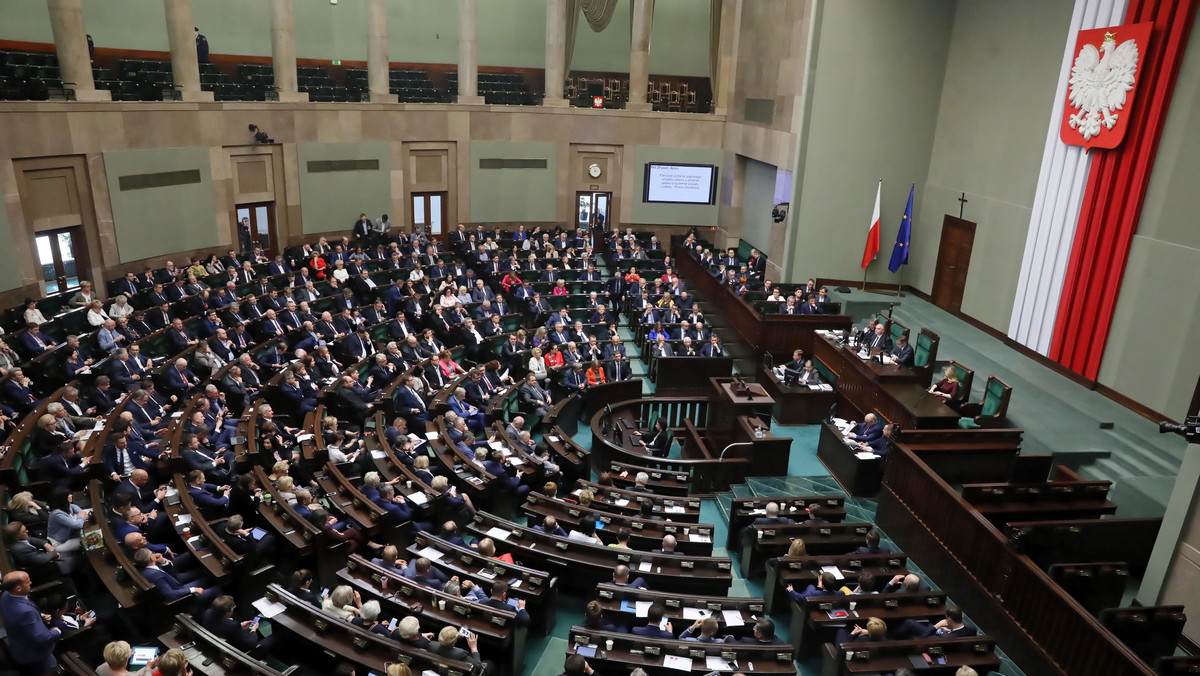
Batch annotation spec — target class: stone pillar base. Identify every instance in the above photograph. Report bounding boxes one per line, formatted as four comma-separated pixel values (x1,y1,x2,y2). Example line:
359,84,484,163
177,89,215,102
626,102,652,112
457,95,486,105
68,88,112,102
271,90,311,103
364,92,398,103
542,98,570,108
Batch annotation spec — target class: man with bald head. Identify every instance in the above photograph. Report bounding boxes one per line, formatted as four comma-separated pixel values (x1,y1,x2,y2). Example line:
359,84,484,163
883,573,928,594
652,534,680,555
0,570,63,674
611,564,648,590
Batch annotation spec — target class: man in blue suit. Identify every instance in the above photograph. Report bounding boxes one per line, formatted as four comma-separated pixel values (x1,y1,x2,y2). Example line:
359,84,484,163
185,470,230,511
103,434,151,482
631,604,675,639
481,580,530,627
0,571,63,674
611,564,648,589
448,387,487,431
393,375,430,427
165,358,201,398
19,324,56,357
133,547,221,604
846,413,884,443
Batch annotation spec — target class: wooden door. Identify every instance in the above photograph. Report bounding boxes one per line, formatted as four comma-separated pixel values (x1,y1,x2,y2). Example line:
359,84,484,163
931,215,976,313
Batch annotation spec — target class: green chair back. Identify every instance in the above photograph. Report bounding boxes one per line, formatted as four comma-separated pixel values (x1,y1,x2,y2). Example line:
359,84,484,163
981,377,1008,417
813,358,837,385
914,332,935,368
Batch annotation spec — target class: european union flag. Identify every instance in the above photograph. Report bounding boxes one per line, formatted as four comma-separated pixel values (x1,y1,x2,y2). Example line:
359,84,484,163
888,185,914,273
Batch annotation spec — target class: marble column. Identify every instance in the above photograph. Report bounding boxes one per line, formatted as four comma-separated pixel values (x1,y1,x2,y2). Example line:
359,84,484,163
627,0,653,111
269,0,308,102
543,0,568,107
46,0,110,101
713,0,740,115
163,0,212,101
457,0,484,104
366,0,394,102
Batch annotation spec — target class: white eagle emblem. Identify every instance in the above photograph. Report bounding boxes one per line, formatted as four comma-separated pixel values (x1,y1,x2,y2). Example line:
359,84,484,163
1067,32,1139,141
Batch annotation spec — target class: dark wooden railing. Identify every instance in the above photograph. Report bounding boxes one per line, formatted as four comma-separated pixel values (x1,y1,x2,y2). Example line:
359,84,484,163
674,247,852,358
877,445,1157,676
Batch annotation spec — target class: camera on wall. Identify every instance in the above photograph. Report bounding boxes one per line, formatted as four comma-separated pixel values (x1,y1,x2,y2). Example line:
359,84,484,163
248,124,274,144
772,202,789,223
1159,416,1200,444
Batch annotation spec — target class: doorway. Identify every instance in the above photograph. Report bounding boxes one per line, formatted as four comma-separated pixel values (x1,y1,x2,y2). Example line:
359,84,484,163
236,202,278,257
35,227,89,295
576,191,612,231
412,192,447,237
931,215,976,314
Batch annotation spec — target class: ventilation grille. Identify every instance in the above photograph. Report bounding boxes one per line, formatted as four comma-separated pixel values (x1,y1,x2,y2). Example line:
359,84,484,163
743,98,776,125
479,158,548,169
307,159,381,173
118,169,202,191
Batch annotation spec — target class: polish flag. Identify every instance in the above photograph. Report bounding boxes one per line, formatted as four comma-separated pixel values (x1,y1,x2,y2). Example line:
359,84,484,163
861,180,881,269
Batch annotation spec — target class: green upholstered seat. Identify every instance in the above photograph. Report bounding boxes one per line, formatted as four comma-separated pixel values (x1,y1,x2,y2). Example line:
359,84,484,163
813,358,838,385
914,331,936,368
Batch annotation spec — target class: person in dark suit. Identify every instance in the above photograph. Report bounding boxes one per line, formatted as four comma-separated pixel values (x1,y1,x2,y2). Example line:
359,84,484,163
849,529,891,555
787,571,844,601
134,547,221,604
732,618,785,645
635,419,671,458
882,573,928,594
888,335,915,367
866,323,892,352
4,523,66,582
481,580,530,626
201,594,272,656
430,625,485,672
103,434,151,481
0,571,63,674
185,470,230,512
651,534,681,555
393,375,430,427
611,564,647,590
680,616,725,642
846,414,883,443
891,606,977,640
519,373,552,417
632,603,674,639
533,516,568,538
752,502,796,526
605,354,631,382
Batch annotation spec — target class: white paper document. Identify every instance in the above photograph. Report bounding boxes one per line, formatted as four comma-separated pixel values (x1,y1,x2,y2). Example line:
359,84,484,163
721,609,745,627
821,565,845,580
688,533,711,543
856,452,878,460
485,527,511,541
637,562,652,573
370,450,387,459
295,433,314,443
252,597,288,618
416,546,444,561
634,600,653,617
706,655,736,671
405,491,429,506
662,655,692,672
613,499,630,507
681,607,710,620
425,432,439,440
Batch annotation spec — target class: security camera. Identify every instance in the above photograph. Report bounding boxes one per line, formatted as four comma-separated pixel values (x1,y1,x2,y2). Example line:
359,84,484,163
771,203,790,223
